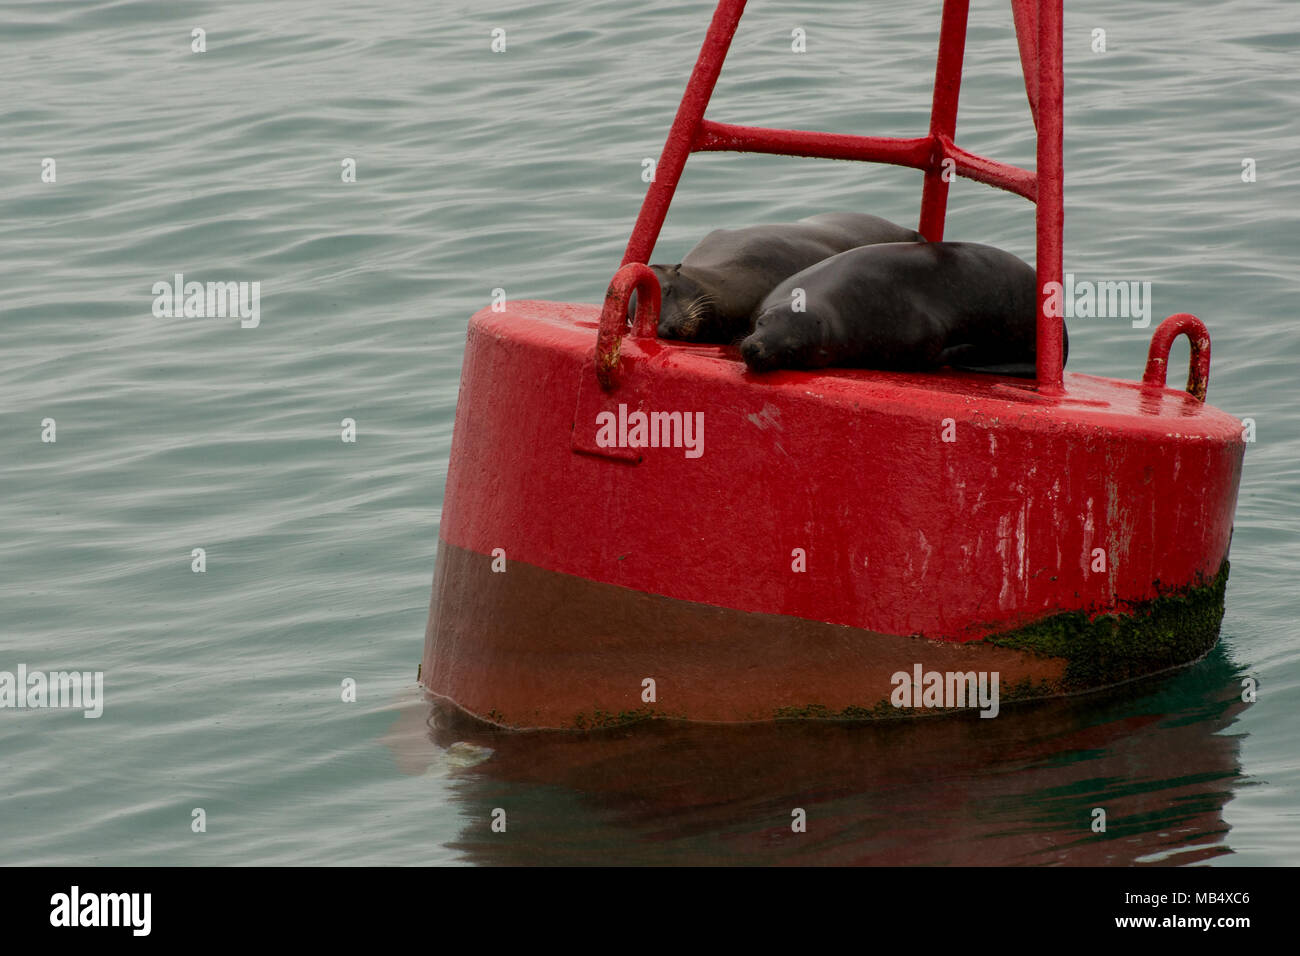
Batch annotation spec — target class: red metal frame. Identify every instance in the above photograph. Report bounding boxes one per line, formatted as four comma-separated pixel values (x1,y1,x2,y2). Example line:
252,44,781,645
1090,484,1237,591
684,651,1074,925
616,0,1065,390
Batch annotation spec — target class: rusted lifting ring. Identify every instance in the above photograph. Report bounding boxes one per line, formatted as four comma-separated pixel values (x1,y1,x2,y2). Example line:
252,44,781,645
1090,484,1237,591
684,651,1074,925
1143,313,1211,403
595,263,660,391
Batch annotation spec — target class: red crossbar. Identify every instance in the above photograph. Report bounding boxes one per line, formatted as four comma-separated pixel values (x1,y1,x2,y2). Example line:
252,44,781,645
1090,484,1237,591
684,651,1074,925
619,0,1065,390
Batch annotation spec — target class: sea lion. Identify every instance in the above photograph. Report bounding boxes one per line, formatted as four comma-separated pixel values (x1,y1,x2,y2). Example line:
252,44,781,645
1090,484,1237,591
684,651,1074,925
740,241,1067,376
641,213,924,343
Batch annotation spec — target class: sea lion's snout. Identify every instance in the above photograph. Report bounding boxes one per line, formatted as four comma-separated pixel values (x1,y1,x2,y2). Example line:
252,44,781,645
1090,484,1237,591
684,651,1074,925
659,305,701,340
740,333,779,372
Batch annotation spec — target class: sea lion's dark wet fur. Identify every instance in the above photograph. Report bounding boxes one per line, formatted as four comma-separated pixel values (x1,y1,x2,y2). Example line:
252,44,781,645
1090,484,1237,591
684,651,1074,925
741,241,1068,376
644,213,923,343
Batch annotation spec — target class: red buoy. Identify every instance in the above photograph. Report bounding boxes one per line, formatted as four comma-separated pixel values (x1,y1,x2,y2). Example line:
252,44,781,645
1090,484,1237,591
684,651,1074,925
420,0,1244,729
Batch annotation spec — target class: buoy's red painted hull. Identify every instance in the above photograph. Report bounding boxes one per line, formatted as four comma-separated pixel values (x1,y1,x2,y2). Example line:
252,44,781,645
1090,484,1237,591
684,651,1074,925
421,301,1243,728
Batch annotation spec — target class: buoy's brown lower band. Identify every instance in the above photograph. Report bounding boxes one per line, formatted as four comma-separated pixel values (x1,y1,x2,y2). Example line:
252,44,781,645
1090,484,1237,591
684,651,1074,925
420,540,1228,730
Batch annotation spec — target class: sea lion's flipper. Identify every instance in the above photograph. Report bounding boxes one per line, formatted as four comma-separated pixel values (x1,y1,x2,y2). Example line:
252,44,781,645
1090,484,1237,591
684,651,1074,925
939,344,1038,378
937,343,979,365
946,360,1039,379
948,323,1067,377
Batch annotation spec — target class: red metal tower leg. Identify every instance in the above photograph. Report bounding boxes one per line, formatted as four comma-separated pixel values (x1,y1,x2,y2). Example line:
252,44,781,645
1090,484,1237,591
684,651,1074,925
1034,0,1064,390
622,0,748,266
1010,0,1040,128
918,0,972,241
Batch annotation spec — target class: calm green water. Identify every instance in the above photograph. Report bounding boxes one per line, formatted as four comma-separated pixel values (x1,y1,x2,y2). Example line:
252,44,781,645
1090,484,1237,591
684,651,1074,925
1,0,1297,865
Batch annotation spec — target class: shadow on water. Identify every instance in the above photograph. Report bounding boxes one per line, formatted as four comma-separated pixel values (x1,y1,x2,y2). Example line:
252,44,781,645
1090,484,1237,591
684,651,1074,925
412,645,1250,865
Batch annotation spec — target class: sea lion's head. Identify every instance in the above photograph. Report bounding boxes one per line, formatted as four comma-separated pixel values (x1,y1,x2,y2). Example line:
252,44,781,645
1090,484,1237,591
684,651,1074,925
740,306,829,372
646,265,725,341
